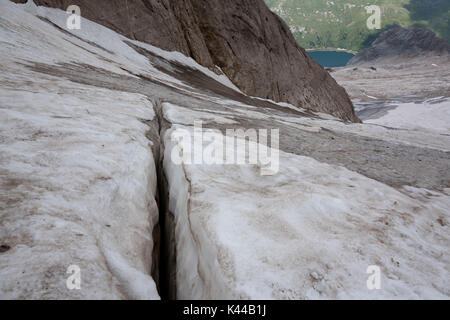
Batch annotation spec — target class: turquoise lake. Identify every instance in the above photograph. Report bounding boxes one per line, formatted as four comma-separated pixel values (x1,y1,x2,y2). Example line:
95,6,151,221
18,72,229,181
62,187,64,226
307,50,355,67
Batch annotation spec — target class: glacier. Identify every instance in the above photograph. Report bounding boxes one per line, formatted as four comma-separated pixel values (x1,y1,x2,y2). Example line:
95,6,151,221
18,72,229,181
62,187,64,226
0,0,449,300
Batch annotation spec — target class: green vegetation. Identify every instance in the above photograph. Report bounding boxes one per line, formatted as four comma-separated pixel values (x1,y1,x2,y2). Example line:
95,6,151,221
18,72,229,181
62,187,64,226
264,0,449,52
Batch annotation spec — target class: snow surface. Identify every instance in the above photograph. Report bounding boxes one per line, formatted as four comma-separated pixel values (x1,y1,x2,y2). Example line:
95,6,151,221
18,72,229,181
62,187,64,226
163,116,450,299
366,99,450,135
0,0,159,299
163,102,239,125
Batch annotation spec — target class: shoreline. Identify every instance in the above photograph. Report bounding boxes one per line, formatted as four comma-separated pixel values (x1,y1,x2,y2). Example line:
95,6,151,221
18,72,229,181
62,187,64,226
305,48,358,55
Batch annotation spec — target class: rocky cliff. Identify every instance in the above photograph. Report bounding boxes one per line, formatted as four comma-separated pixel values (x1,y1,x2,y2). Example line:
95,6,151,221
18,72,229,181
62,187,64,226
11,0,358,122
348,26,450,65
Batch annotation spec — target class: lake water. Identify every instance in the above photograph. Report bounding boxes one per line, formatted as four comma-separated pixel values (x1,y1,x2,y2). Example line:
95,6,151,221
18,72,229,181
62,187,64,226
307,50,355,67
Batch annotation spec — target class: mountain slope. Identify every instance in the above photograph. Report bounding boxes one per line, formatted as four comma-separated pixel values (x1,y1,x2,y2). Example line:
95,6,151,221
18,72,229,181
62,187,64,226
11,0,359,122
348,26,450,65
265,0,449,52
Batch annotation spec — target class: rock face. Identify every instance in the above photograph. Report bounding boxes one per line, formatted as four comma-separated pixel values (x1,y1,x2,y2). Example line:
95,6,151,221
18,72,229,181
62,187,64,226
11,0,359,122
349,26,450,65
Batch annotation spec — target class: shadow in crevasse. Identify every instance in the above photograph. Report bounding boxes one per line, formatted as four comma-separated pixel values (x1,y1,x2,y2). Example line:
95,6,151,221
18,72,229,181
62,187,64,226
404,0,450,40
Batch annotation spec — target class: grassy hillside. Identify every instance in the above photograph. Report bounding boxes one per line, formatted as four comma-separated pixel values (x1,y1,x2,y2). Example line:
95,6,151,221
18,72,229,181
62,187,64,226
265,0,449,52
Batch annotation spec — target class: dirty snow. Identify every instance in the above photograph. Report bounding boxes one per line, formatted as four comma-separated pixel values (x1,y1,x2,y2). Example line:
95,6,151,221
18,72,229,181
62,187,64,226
0,0,159,299
162,117,450,299
130,40,243,93
366,99,450,135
